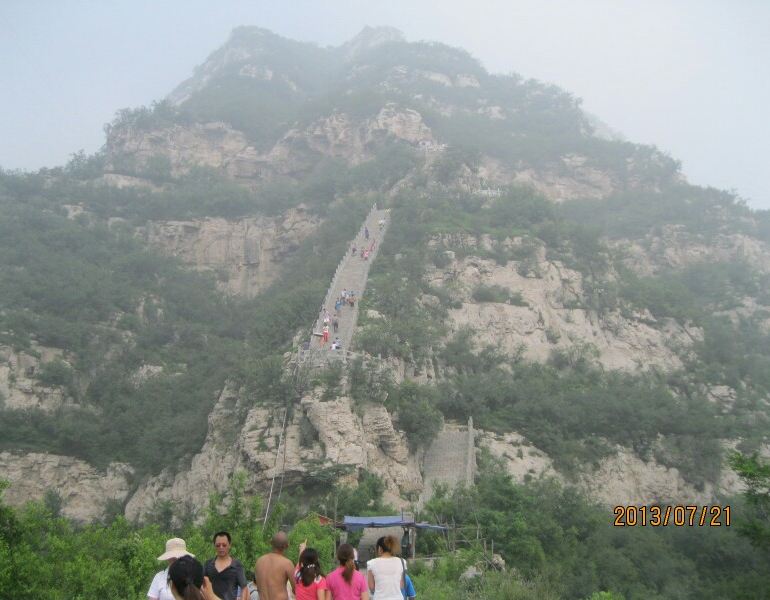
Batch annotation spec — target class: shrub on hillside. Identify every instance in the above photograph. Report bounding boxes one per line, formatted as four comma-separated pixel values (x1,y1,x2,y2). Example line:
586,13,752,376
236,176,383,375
472,284,513,303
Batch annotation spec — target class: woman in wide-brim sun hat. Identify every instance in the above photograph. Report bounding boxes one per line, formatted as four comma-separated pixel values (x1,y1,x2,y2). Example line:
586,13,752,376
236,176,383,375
148,538,195,600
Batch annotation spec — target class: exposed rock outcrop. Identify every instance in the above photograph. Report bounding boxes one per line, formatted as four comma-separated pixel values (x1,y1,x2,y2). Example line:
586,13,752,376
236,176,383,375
339,26,406,61
167,27,308,105
512,156,616,201
0,452,132,522
99,173,160,190
450,153,662,202
0,344,74,412
125,385,247,521
106,121,264,180
425,238,694,371
578,447,741,505
482,432,745,505
137,207,318,297
105,103,437,184
613,225,770,276
481,431,558,483
125,387,422,522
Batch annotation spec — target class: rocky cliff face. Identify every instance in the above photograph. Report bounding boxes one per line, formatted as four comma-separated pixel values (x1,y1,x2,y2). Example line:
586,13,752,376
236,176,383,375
8,219,760,519
613,226,770,276
0,452,132,522
510,156,617,201
103,111,644,203
137,207,319,297
577,446,741,506
125,386,421,522
105,104,438,184
481,430,745,505
297,104,437,164
105,121,266,181
167,27,328,106
7,26,764,523
425,235,696,371
0,343,75,412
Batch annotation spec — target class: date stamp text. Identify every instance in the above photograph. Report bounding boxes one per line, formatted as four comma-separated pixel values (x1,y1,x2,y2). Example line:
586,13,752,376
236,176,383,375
613,505,731,527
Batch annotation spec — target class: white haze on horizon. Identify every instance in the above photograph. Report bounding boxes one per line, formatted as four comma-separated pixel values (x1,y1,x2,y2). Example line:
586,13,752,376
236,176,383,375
1,0,768,208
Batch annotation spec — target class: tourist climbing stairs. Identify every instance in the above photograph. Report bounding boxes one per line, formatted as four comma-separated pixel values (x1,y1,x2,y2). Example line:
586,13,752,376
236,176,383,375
299,205,390,367
265,205,389,524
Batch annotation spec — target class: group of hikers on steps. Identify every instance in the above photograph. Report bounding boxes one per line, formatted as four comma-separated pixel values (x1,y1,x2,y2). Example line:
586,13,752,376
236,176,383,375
147,531,416,600
319,289,352,349
314,209,387,351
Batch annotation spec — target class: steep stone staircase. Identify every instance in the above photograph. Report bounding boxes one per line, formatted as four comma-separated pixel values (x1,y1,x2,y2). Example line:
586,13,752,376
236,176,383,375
265,206,388,518
418,418,476,507
299,205,390,366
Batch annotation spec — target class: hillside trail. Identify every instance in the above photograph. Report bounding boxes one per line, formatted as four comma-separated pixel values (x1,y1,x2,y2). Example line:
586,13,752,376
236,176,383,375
264,206,389,520
271,206,475,538
300,205,390,365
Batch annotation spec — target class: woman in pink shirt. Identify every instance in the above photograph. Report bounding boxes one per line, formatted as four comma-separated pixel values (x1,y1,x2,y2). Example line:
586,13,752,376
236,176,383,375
326,544,369,600
294,547,328,600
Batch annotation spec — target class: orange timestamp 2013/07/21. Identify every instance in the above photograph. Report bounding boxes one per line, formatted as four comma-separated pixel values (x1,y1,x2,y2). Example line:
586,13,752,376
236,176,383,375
613,505,731,527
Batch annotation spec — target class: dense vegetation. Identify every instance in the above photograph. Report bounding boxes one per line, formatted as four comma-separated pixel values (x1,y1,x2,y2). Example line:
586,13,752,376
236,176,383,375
559,185,770,243
0,169,371,474
415,453,770,599
3,456,769,600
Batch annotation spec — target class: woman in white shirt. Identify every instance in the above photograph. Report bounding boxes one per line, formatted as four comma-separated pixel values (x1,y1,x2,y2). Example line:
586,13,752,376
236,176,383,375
366,536,405,600
148,538,194,600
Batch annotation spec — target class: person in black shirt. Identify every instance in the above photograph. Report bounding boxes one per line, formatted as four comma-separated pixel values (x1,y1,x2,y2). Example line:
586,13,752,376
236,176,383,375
204,531,249,600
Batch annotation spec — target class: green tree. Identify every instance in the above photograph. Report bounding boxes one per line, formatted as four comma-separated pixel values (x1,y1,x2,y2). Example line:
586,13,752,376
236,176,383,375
388,380,443,450
729,452,770,550
201,472,271,563
287,514,337,571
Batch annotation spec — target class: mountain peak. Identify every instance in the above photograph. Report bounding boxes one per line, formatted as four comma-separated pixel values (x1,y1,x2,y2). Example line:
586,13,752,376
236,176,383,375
167,27,310,105
339,25,405,59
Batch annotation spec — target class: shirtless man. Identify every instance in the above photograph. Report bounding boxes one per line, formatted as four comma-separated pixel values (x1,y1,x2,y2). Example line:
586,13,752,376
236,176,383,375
254,532,295,600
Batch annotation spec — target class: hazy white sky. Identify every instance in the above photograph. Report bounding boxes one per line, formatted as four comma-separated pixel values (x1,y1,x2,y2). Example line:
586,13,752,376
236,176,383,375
2,0,768,208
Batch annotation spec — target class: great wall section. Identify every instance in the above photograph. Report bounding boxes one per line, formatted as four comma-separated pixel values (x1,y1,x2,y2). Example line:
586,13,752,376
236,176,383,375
269,205,477,531
298,205,390,366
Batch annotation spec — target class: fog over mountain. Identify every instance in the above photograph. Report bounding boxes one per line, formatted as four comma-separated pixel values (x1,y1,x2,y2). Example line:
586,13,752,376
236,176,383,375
1,0,769,208
2,6,770,599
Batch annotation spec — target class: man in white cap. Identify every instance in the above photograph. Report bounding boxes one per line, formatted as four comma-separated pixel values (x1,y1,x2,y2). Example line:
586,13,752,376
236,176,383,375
148,537,194,600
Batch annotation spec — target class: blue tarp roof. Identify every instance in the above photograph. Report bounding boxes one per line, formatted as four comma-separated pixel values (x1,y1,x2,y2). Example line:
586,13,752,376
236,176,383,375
342,515,447,531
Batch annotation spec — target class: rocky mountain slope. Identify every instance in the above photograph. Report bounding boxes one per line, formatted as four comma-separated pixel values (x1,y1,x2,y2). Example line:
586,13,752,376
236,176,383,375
1,26,769,523
136,207,319,297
